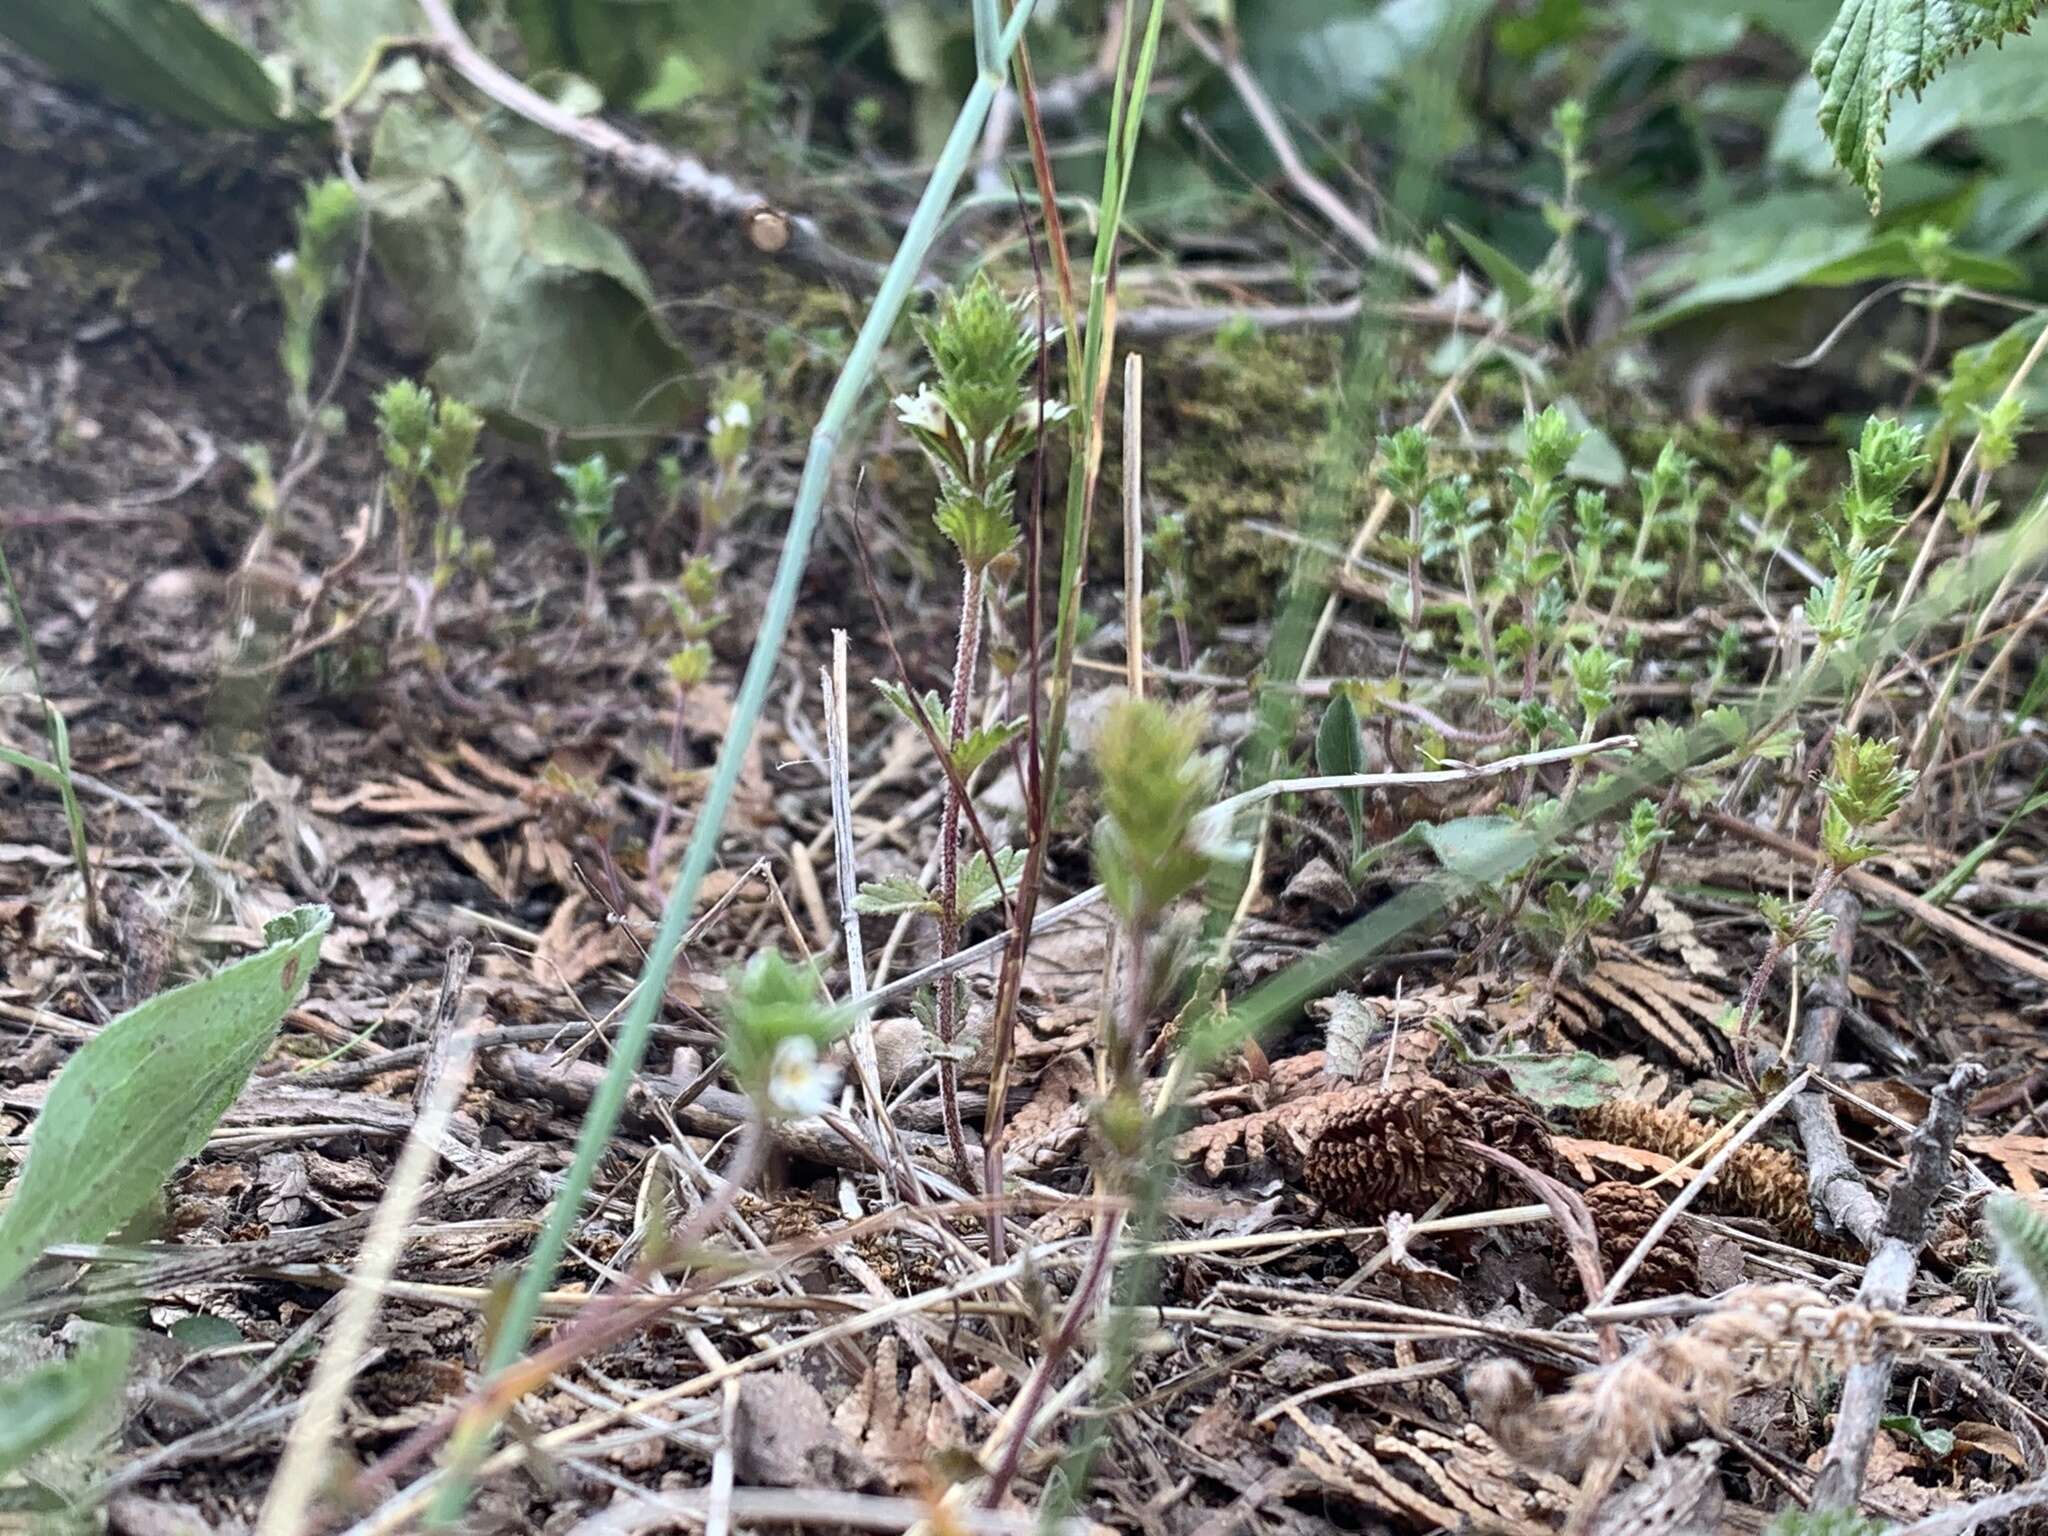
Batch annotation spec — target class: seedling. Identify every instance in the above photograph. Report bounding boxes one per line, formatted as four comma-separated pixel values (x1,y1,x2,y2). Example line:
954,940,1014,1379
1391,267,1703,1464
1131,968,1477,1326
555,453,628,616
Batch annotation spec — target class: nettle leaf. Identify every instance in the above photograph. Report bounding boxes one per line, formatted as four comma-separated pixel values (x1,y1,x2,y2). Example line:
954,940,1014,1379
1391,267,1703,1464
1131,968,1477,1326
957,847,1025,920
0,906,331,1296
0,1328,130,1477
1813,0,2044,208
951,717,1026,778
1475,1050,1620,1109
852,876,938,918
874,679,950,740
0,0,288,133
363,104,690,465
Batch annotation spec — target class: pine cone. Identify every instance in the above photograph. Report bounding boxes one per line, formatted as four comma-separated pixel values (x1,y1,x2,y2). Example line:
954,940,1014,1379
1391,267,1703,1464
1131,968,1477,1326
1574,1099,1823,1252
1556,1180,1700,1301
1466,1088,1565,1184
1302,1082,1557,1219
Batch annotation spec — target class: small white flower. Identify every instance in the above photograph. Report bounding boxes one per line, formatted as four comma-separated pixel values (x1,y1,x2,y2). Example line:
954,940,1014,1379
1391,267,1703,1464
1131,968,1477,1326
893,387,949,434
714,398,753,433
1014,397,1072,431
766,1035,840,1119
271,251,298,276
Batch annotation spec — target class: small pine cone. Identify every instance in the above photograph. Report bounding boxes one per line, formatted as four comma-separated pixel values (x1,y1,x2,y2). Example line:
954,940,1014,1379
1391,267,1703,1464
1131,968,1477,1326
1556,1180,1700,1301
1465,1088,1565,1185
1302,1082,1555,1219
1575,1099,1824,1253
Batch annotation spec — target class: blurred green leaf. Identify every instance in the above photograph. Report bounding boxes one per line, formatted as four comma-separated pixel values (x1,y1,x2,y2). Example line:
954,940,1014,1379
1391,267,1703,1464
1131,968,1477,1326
509,0,824,103
1446,221,1536,311
0,906,330,1297
1635,191,2020,330
362,104,691,465
1883,1414,1957,1458
1414,815,1538,885
284,0,421,106
0,1329,130,1477
1315,691,1364,852
0,0,286,132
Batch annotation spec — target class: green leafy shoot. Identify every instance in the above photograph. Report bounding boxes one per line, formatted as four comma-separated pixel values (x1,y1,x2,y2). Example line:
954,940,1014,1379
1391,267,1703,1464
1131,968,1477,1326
1820,733,1917,866
1093,698,1231,927
274,177,360,421
956,846,1026,920
718,951,845,1120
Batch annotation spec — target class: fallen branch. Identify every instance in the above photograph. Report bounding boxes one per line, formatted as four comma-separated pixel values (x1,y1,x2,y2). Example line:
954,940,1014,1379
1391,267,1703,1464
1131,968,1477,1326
1703,808,2048,987
1789,889,1888,1249
1809,1062,1985,1511
411,0,888,291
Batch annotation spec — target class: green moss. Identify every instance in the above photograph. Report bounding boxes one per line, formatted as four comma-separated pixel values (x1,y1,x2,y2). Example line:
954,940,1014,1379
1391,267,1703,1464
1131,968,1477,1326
1121,330,1357,629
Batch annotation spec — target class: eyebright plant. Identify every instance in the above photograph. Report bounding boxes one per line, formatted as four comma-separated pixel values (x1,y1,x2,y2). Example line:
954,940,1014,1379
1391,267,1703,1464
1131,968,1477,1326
720,951,844,1121
555,453,628,615
857,273,1066,1187
274,177,359,424
697,369,765,548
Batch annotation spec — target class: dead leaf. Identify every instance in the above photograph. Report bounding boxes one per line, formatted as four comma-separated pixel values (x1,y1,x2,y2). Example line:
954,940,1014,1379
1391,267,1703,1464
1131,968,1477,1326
1641,888,1725,978
1965,1134,2048,1194
734,1370,876,1490
1551,1135,1680,1184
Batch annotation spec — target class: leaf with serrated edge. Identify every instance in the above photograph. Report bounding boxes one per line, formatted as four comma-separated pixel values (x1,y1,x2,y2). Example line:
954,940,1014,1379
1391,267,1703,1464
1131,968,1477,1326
0,906,331,1295
853,877,937,918
1813,0,2043,208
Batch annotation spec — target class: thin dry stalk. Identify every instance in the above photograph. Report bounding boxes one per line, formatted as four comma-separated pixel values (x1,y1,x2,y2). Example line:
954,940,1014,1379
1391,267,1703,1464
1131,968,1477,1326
257,941,479,1536
1123,352,1145,698
1175,16,1439,289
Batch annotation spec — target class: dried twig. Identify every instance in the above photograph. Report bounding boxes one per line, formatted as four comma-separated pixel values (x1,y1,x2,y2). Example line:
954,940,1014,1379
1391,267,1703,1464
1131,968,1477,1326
409,0,888,290
257,941,481,1535
1809,1062,1984,1510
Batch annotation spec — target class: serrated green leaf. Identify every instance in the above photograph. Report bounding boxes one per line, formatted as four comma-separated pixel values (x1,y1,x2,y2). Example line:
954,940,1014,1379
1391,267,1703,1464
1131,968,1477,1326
0,0,287,133
852,876,938,918
874,679,950,740
1812,0,2044,208
0,906,330,1297
951,717,1027,778
957,847,1025,920
0,1327,130,1477
1474,1050,1619,1109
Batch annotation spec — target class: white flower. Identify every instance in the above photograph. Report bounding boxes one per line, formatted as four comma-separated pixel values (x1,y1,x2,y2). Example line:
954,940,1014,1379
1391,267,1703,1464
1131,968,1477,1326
714,398,753,433
766,1035,840,1119
893,387,949,435
271,251,298,276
